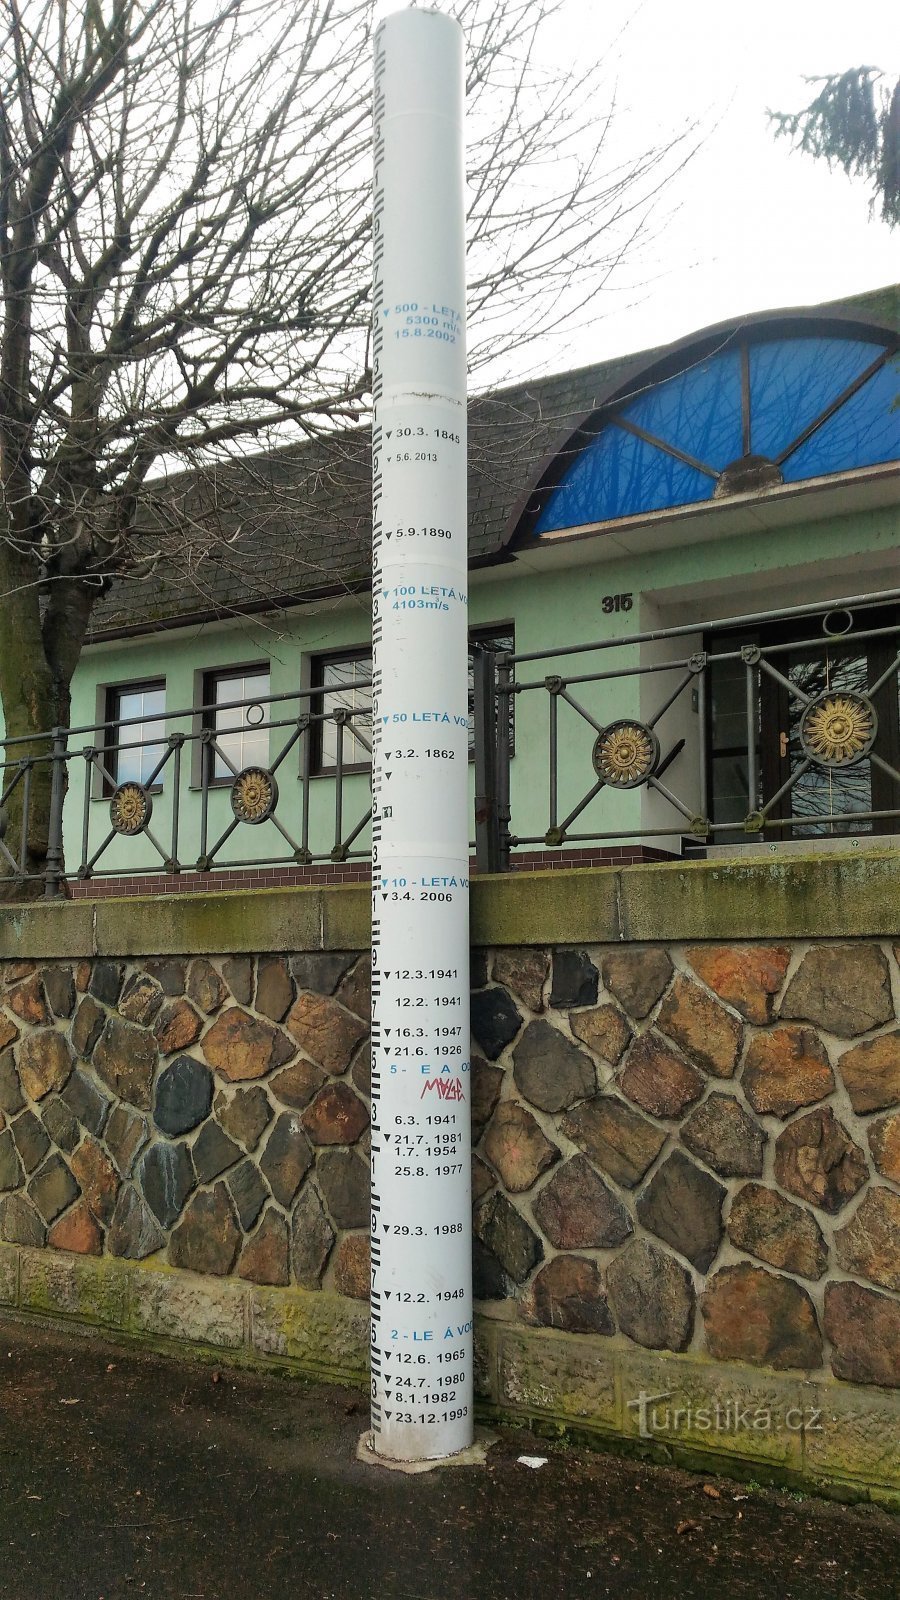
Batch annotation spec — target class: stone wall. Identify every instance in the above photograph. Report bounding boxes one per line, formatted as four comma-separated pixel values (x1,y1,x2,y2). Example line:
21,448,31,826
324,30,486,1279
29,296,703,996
0,856,898,1500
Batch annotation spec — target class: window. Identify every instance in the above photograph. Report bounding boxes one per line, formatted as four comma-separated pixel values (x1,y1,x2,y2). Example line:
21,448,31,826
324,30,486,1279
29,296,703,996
105,681,166,790
308,626,515,774
203,666,270,782
310,650,374,774
533,328,898,535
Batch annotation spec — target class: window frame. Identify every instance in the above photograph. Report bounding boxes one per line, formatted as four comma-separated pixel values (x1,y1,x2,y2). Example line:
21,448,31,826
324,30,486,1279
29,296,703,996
307,646,375,778
97,678,167,798
305,624,516,778
192,662,272,789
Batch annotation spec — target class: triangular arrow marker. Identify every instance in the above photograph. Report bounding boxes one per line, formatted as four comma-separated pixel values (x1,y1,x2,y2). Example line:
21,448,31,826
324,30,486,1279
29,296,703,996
384,1290,392,1300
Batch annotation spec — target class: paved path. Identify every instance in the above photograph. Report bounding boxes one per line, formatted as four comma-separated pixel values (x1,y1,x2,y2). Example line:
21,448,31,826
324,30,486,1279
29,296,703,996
0,1319,895,1600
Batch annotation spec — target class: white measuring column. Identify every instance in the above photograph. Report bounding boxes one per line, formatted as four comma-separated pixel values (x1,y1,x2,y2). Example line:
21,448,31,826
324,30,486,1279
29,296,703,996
369,7,472,1463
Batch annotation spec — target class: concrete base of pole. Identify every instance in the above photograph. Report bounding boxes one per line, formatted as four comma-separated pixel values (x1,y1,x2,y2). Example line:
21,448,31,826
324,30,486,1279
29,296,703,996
356,1429,498,1474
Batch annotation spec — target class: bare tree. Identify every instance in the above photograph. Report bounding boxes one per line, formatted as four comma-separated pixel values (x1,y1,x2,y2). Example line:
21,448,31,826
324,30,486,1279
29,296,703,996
0,0,692,882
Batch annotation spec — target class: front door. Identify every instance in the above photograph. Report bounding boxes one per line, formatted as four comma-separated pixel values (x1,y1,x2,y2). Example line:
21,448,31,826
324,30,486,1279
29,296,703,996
707,606,900,841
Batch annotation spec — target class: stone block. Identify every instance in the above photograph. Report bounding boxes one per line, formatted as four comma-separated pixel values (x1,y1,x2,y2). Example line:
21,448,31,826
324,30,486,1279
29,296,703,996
838,1032,900,1114
834,1187,900,1291
562,1095,666,1189
216,1084,273,1150
606,1239,695,1352
286,992,367,1076
92,1018,156,1108
186,958,228,1015
774,1109,868,1214
780,944,893,1037
249,1285,368,1374
227,1159,269,1233
482,1101,559,1193
238,1209,290,1287
19,1249,126,1327
569,1004,631,1066
336,956,370,1021
290,1181,335,1288
17,1031,74,1102
202,1007,291,1082
332,1233,369,1300
657,975,742,1078
742,1026,834,1118
300,1085,368,1149
685,945,791,1024
618,1349,806,1469
618,1032,704,1120
60,1069,109,1136
0,1243,18,1304
474,1192,543,1282
727,1183,828,1280
70,1136,121,1226
129,1266,247,1348
153,1056,213,1137
154,1000,203,1056
512,1019,595,1113
701,1263,822,1370
138,1141,194,1229
600,947,672,1019
491,948,549,1013
470,987,523,1061
107,1184,166,1260
680,1093,766,1178
869,1111,900,1182
804,1379,900,1490
470,1056,503,1138
497,1327,617,1427
533,1155,632,1250
118,973,164,1025
550,949,599,1009
824,1281,900,1387
0,1193,46,1248
168,1183,240,1276
636,1150,724,1272
519,1255,614,1335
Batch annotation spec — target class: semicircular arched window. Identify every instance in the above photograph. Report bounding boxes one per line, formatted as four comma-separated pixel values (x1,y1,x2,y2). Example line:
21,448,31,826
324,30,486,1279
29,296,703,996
533,331,899,536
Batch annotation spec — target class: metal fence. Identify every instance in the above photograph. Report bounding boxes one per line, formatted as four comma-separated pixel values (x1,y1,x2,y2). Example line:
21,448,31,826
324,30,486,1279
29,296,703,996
2,589,898,897
476,588,900,871
0,681,375,897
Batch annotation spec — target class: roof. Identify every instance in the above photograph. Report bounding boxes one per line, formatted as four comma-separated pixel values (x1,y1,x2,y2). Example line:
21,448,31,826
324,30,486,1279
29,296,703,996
89,283,899,642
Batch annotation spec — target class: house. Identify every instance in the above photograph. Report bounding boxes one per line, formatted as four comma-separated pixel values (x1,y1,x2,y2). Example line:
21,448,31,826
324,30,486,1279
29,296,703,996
12,284,899,892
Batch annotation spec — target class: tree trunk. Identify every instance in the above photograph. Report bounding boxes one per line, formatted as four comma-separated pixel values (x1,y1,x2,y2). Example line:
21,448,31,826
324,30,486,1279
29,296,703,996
0,549,89,898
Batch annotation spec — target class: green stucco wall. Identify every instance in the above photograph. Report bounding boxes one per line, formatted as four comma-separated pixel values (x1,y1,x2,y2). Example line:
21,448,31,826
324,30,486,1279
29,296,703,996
2,501,895,876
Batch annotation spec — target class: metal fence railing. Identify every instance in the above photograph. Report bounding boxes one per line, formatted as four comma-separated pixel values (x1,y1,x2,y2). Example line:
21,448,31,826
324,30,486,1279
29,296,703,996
0,681,375,897
475,589,900,871
2,590,898,897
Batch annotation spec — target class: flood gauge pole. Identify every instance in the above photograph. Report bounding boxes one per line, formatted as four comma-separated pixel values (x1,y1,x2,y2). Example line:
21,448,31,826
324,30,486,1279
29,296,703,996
369,7,473,1464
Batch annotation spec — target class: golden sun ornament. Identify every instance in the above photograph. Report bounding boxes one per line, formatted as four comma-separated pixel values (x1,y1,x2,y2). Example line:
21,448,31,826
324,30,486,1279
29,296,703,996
231,767,278,824
109,782,151,836
800,693,876,768
592,721,659,788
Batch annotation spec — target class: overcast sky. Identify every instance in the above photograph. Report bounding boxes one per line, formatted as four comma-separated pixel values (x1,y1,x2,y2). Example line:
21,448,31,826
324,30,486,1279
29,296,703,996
376,0,898,373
